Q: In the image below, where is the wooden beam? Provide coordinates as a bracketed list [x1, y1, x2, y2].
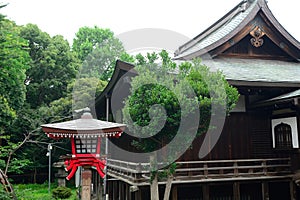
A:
[108, 157, 292, 186]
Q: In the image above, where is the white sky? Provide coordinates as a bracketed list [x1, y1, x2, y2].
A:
[2, 0, 300, 48]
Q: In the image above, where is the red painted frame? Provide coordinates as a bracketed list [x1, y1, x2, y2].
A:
[64, 136, 108, 180]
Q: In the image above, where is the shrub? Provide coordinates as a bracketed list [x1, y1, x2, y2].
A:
[52, 186, 72, 199]
[0, 185, 12, 200]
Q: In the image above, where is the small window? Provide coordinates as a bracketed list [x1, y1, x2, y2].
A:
[75, 138, 98, 154]
[275, 123, 292, 149]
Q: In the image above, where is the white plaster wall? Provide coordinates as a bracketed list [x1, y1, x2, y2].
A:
[271, 117, 298, 148]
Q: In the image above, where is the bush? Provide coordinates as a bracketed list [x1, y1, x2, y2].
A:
[0, 185, 12, 200]
[52, 186, 72, 200]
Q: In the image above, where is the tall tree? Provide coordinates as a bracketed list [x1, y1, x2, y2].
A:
[72, 26, 114, 61]
[0, 24, 80, 179]
[0, 14, 30, 198]
[73, 26, 125, 81]
[0, 19, 31, 134]
[123, 51, 239, 200]
[21, 24, 81, 108]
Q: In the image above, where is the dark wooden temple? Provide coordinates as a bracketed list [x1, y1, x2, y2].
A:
[94, 0, 300, 199]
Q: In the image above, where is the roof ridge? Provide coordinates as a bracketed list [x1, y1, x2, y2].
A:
[175, 0, 258, 57]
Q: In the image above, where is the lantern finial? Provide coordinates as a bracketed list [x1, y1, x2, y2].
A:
[81, 107, 93, 119]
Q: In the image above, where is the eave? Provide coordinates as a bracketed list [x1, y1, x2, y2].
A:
[93, 60, 136, 118]
[251, 89, 300, 109]
[174, 0, 300, 61]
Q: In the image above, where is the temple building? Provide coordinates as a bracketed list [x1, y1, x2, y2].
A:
[94, 0, 300, 199]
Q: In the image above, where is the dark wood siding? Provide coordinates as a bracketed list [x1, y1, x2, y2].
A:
[248, 111, 273, 158]
[181, 111, 291, 161]
[181, 113, 251, 161]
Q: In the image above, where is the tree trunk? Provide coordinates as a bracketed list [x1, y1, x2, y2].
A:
[163, 175, 173, 200]
[150, 154, 159, 200]
[150, 172, 159, 200]
[0, 169, 17, 200]
[5, 133, 31, 175]
[33, 167, 37, 184]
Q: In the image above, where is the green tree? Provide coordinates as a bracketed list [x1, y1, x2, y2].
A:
[123, 51, 239, 200]
[0, 97, 16, 135]
[21, 24, 80, 108]
[0, 23, 80, 178]
[0, 18, 31, 133]
[0, 20, 31, 107]
[73, 26, 125, 81]
[0, 14, 32, 185]
[43, 77, 107, 121]
[72, 26, 114, 61]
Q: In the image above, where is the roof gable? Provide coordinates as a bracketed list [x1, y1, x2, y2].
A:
[94, 60, 135, 119]
[174, 0, 300, 61]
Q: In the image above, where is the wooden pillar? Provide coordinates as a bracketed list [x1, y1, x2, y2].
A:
[261, 181, 269, 200]
[125, 184, 128, 200]
[81, 168, 92, 200]
[97, 175, 102, 200]
[203, 184, 209, 200]
[125, 184, 131, 200]
[290, 181, 296, 200]
[135, 187, 142, 200]
[106, 180, 109, 200]
[233, 182, 240, 200]
[171, 185, 178, 200]
[118, 181, 122, 200]
[112, 181, 116, 200]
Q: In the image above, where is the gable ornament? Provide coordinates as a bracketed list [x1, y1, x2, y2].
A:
[250, 26, 265, 47]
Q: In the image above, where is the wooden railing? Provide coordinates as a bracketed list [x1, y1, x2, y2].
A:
[107, 157, 292, 185]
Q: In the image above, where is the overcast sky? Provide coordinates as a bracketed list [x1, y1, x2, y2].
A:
[2, 0, 300, 47]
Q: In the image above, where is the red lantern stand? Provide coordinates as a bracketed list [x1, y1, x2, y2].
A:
[41, 109, 125, 200]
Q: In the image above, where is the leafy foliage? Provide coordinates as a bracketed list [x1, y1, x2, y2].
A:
[123, 51, 239, 200]
[21, 24, 80, 108]
[0, 135, 33, 174]
[0, 7, 124, 180]
[0, 96, 16, 134]
[0, 19, 31, 133]
[123, 51, 239, 153]
[72, 26, 114, 61]
[14, 183, 76, 200]
[0, 184, 11, 200]
[52, 186, 72, 200]
[73, 26, 125, 81]
[40, 77, 107, 122]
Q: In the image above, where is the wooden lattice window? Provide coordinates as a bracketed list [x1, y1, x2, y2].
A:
[274, 123, 292, 149]
[75, 138, 97, 154]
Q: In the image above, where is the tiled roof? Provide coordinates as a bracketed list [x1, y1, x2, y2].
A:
[41, 111, 126, 134]
[42, 118, 126, 132]
[202, 58, 300, 83]
[174, 0, 300, 60]
[176, 1, 257, 59]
